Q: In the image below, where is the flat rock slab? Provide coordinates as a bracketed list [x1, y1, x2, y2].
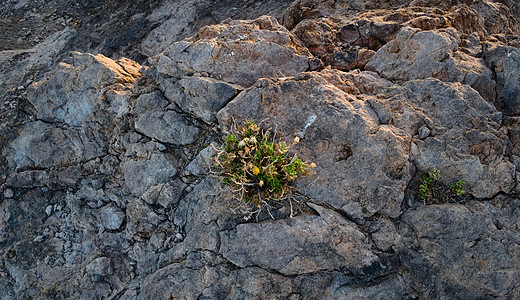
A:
[122, 153, 178, 196]
[220, 204, 378, 276]
[399, 203, 520, 299]
[5, 121, 107, 172]
[134, 110, 201, 145]
[160, 76, 242, 123]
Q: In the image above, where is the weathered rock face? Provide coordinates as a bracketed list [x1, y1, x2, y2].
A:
[1, 0, 520, 299]
[366, 27, 495, 98]
[217, 70, 412, 219]
[28, 51, 141, 126]
[398, 199, 520, 299]
[153, 16, 314, 88]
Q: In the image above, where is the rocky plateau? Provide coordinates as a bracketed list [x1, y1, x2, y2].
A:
[1, 0, 520, 299]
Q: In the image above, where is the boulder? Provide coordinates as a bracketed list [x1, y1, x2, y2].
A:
[366, 26, 496, 103]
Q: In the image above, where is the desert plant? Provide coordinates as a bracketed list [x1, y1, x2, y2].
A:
[214, 120, 315, 211]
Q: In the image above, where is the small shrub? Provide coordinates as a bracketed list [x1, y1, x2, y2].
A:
[418, 168, 466, 204]
[215, 120, 315, 209]
[450, 179, 465, 196]
[418, 169, 440, 200]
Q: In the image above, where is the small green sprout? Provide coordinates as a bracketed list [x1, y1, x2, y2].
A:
[450, 179, 465, 196]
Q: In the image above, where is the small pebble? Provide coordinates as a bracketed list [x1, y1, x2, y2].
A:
[3, 188, 14, 198]
[185, 186, 193, 193]
[156, 142, 166, 151]
[45, 205, 54, 216]
[33, 236, 44, 243]
[418, 126, 431, 139]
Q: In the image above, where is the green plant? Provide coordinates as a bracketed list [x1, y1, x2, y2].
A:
[419, 169, 440, 200]
[450, 179, 465, 196]
[215, 120, 315, 208]
[418, 169, 465, 204]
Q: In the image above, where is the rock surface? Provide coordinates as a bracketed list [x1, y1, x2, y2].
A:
[1, 0, 520, 299]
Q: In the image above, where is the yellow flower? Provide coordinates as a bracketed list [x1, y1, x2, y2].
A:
[252, 166, 260, 175]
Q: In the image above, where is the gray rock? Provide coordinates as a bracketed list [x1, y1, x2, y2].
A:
[366, 26, 496, 103]
[330, 275, 413, 300]
[141, 180, 186, 208]
[0, 28, 75, 105]
[399, 79, 515, 198]
[3, 188, 14, 198]
[140, 0, 295, 57]
[153, 16, 312, 87]
[98, 204, 125, 230]
[86, 257, 113, 276]
[484, 42, 520, 115]
[139, 260, 207, 299]
[134, 91, 170, 115]
[220, 204, 378, 276]
[5, 121, 107, 172]
[3, 2, 520, 299]
[418, 125, 430, 139]
[368, 218, 401, 252]
[160, 76, 241, 123]
[45, 205, 53, 216]
[185, 145, 217, 176]
[140, 1, 201, 56]
[128, 241, 160, 275]
[33, 236, 44, 243]
[398, 202, 520, 299]
[27, 51, 141, 126]
[122, 153, 178, 196]
[134, 110, 201, 145]
[126, 198, 161, 239]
